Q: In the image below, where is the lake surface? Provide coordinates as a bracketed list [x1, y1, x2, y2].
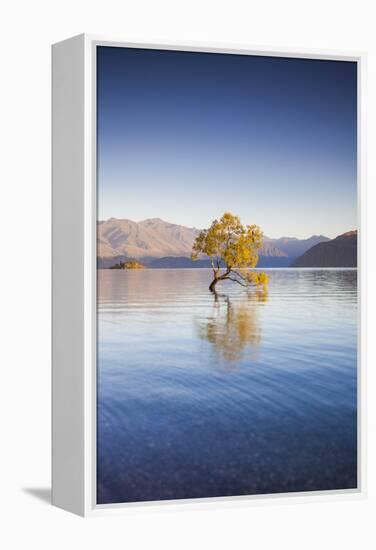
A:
[97, 268, 357, 504]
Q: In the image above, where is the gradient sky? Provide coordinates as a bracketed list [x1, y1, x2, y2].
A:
[97, 46, 357, 239]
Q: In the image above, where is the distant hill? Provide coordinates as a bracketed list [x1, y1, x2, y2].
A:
[148, 257, 212, 268]
[265, 235, 330, 258]
[97, 217, 330, 268]
[147, 256, 293, 268]
[98, 217, 198, 260]
[292, 231, 357, 267]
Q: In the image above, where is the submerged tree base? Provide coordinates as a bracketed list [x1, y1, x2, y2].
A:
[209, 270, 269, 292]
[209, 279, 218, 292]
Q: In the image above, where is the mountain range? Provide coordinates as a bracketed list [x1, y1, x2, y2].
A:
[98, 218, 197, 261]
[97, 217, 349, 268]
[292, 230, 357, 267]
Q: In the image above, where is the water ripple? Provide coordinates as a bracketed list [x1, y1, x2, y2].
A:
[97, 268, 357, 504]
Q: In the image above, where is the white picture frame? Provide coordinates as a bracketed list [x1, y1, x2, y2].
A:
[52, 34, 366, 517]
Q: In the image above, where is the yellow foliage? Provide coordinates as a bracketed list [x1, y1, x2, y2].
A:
[191, 212, 269, 290]
[241, 271, 269, 286]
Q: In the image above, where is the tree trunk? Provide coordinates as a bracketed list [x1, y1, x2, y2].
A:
[209, 277, 218, 292]
[209, 269, 231, 292]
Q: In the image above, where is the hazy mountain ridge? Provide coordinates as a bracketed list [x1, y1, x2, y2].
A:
[265, 235, 330, 258]
[97, 217, 331, 268]
[292, 231, 357, 267]
[98, 217, 199, 260]
[148, 256, 293, 269]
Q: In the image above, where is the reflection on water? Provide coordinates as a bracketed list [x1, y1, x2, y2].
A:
[197, 289, 268, 363]
[97, 269, 357, 505]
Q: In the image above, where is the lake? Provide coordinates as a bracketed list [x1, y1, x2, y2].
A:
[96, 268, 358, 504]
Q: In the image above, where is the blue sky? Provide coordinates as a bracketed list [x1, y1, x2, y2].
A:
[97, 47, 357, 239]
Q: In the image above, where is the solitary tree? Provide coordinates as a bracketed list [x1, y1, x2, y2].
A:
[191, 212, 269, 292]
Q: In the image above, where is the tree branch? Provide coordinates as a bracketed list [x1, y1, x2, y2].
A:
[210, 258, 216, 275]
[225, 276, 249, 287]
[232, 269, 248, 281]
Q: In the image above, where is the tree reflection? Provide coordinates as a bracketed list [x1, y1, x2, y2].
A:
[197, 288, 268, 364]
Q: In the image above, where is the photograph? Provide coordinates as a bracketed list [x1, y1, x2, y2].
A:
[96, 46, 358, 505]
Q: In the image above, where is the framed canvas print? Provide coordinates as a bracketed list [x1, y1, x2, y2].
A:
[52, 35, 365, 516]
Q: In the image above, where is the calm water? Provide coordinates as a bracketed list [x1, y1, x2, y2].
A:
[97, 269, 357, 504]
